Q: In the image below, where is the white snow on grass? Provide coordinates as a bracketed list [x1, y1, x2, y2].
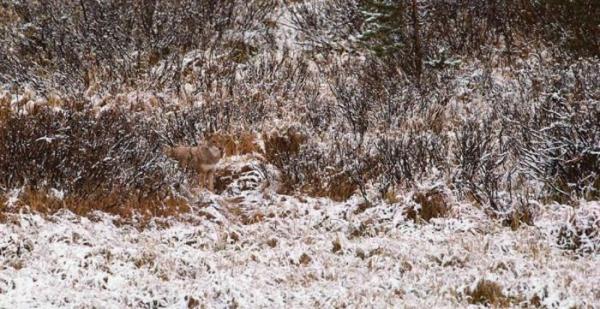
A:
[1, 191, 598, 308]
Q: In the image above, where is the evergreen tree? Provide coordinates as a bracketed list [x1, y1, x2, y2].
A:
[358, 0, 406, 57]
[358, 0, 422, 83]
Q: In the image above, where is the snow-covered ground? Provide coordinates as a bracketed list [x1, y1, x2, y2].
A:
[1, 1, 599, 308]
[1, 186, 598, 307]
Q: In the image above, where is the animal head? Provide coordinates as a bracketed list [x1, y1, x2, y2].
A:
[205, 134, 225, 157]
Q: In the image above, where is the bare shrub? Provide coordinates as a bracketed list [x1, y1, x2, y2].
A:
[288, 0, 361, 53]
[263, 128, 357, 201]
[453, 119, 509, 211]
[513, 60, 600, 202]
[263, 127, 306, 173]
[0, 103, 196, 219]
[294, 0, 598, 82]
[0, 0, 277, 95]
[554, 203, 600, 255]
[160, 106, 214, 146]
[264, 128, 373, 201]
[525, 0, 599, 57]
[328, 67, 372, 145]
[0, 107, 170, 194]
[375, 131, 449, 196]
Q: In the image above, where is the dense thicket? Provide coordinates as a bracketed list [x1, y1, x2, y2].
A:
[0, 0, 598, 218]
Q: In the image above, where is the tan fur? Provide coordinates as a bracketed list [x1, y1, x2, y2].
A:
[164, 138, 223, 191]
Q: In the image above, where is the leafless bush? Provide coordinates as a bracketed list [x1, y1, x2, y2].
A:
[291, 0, 598, 82]
[512, 60, 600, 202]
[554, 204, 600, 255]
[520, 102, 600, 202]
[0, 0, 277, 95]
[0, 0, 597, 224]
[287, 0, 361, 53]
[266, 126, 450, 203]
[159, 107, 215, 146]
[329, 73, 371, 144]
[453, 119, 509, 211]
[302, 88, 334, 133]
[264, 128, 378, 202]
[326, 59, 420, 142]
[0, 106, 177, 196]
[375, 131, 449, 196]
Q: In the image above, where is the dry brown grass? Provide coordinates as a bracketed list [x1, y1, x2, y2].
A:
[0, 195, 6, 223]
[209, 131, 261, 156]
[314, 172, 357, 202]
[1, 187, 189, 227]
[224, 201, 265, 225]
[405, 188, 450, 223]
[0, 5, 19, 26]
[383, 188, 401, 204]
[263, 128, 305, 163]
[238, 132, 261, 154]
[263, 128, 305, 192]
[298, 253, 312, 266]
[467, 279, 510, 307]
[502, 205, 536, 231]
[224, 39, 258, 64]
[0, 92, 9, 123]
[263, 128, 359, 201]
[186, 296, 200, 309]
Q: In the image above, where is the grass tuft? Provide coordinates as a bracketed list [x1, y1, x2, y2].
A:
[405, 188, 450, 223]
[467, 279, 509, 306]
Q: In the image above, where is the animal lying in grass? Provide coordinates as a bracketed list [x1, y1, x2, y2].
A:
[163, 137, 223, 191]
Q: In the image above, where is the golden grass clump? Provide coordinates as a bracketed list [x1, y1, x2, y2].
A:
[502, 205, 536, 231]
[467, 279, 510, 307]
[0, 5, 20, 27]
[209, 131, 261, 156]
[1, 187, 189, 227]
[405, 188, 451, 223]
[0, 91, 10, 122]
[263, 128, 305, 163]
[238, 132, 261, 155]
[314, 172, 357, 202]
[383, 187, 401, 204]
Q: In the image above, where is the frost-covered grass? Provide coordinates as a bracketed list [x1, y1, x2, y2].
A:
[1, 187, 598, 307]
[1, 1, 599, 307]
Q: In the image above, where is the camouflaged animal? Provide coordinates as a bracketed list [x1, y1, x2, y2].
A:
[164, 138, 223, 191]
